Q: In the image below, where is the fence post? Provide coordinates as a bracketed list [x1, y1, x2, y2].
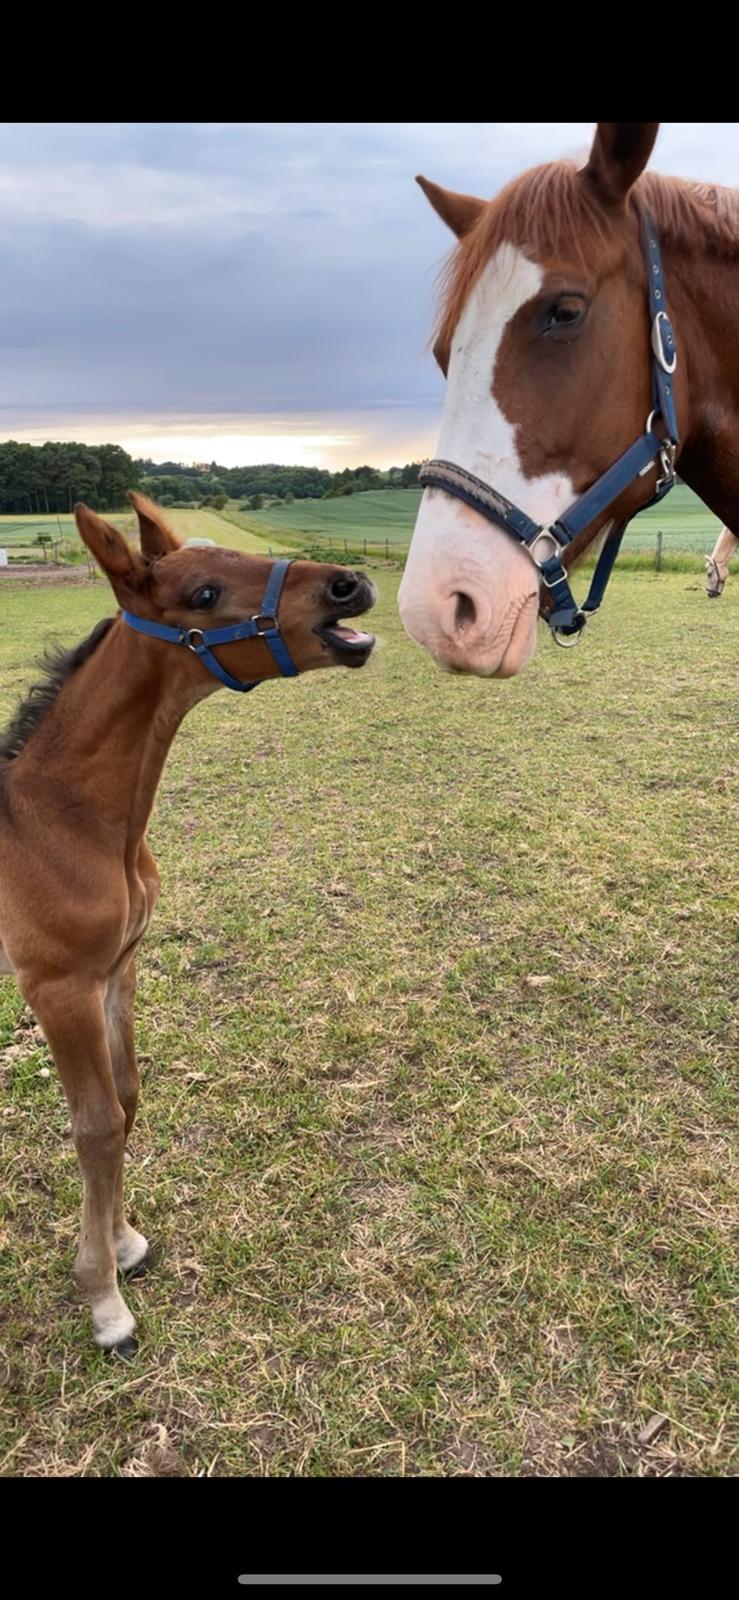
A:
[344, 539, 348, 556]
[655, 529, 663, 572]
[385, 538, 389, 561]
[363, 536, 367, 556]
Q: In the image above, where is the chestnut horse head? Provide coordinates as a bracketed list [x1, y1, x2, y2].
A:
[75, 494, 377, 686]
[399, 122, 739, 677]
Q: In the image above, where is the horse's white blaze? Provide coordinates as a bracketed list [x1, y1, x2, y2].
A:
[437, 245, 545, 489]
[399, 244, 577, 678]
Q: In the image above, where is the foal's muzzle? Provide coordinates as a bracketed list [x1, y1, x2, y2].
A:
[315, 571, 377, 665]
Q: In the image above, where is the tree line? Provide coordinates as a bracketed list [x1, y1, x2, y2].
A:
[136, 459, 422, 507]
[0, 440, 422, 514]
[0, 443, 140, 514]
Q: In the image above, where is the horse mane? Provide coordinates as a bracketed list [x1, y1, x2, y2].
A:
[437, 162, 739, 347]
[0, 617, 115, 765]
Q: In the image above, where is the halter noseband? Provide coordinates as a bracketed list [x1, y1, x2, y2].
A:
[121, 558, 298, 692]
[419, 209, 679, 646]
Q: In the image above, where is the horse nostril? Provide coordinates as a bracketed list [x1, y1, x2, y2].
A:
[453, 591, 477, 632]
[327, 575, 359, 604]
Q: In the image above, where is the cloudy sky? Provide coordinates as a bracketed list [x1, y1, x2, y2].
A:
[1, 122, 736, 469]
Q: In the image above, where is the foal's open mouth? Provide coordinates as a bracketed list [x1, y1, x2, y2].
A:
[314, 585, 376, 667]
[316, 621, 376, 664]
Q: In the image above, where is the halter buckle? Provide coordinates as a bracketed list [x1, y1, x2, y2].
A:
[652, 310, 677, 375]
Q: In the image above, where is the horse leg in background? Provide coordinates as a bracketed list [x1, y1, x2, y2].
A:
[105, 953, 151, 1277]
[20, 973, 137, 1353]
[705, 526, 739, 597]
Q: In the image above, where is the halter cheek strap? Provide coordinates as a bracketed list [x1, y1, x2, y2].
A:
[121, 558, 298, 693]
[419, 208, 679, 645]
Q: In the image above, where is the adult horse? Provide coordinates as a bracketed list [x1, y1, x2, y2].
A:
[0, 495, 375, 1354]
[706, 525, 739, 597]
[399, 122, 739, 675]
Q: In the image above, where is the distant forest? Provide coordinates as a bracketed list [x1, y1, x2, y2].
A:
[0, 441, 422, 515]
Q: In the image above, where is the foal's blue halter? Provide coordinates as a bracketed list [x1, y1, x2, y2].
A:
[122, 558, 298, 692]
[419, 209, 679, 645]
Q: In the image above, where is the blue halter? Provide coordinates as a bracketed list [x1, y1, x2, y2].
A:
[419, 209, 679, 645]
[121, 558, 298, 692]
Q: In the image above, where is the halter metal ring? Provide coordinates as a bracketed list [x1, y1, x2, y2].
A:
[552, 626, 584, 649]
[186, 628, 205, 651]
[655, 440, 677, 495]
[251, 614, 278, 635]
[526, 528, 565, 568]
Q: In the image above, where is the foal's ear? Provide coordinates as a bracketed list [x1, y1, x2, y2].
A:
[583, 122, 660, 206]
[129, 492, 181, 560]
[416, 175, 486, 238]
[74, 504, 142, 579]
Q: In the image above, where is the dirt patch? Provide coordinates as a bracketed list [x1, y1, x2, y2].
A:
[521, 1412, 684, 1477]
[122, 1423, 187, 1477]
[447, 1434, 501, 1476]
[0, 566, 98, 587]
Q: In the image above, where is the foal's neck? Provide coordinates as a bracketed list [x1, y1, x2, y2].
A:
[12, 616, 213, 853]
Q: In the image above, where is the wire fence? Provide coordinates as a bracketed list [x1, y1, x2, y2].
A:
[266, 528, 714, 571]
[0, 523, 718, 579]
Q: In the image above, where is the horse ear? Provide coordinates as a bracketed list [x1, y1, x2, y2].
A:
[129, 491, 181, 560]
[583, 123, 660, 206]
[416, 175, 485, 238]
[74, 504, 143, 579]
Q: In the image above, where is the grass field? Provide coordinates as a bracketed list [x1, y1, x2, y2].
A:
[1, 559, 738, 1477]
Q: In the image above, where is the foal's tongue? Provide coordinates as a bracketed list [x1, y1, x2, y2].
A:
[328, 623, 373, 643]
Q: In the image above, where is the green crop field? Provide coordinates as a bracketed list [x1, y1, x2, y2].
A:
[1, 549, 737, 1478]
[233, 482, 724, 560]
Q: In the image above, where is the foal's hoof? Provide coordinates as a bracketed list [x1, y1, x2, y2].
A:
[110, 1335, 139, 1360]
[123, 1243, 158, 1280]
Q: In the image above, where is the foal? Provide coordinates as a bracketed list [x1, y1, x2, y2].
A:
[0, 494, 376, 1353]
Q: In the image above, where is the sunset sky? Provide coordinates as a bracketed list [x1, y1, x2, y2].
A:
[1, 123, 736, 469]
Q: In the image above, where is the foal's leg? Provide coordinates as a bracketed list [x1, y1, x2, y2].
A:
[706, 525, 739, 596]
[105, 947, 150, 1273]
[105, 955, 150, 1275]
[21, 975, 137, 1352]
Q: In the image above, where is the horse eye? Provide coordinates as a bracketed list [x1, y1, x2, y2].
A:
[191, 586, 219, 610]
[543, 297, 586, 336]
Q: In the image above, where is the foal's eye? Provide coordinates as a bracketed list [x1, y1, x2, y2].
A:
[541, 295, 587, 339]
[191, 585, 219, 610]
